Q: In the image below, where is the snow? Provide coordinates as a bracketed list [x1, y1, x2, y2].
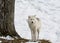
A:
[14, 0, 60, 43]
[0, 35, 14, 40]
[0, 41, 2, 43]
[26, 42, 38, 43]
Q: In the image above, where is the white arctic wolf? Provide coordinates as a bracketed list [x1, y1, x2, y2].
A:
[27, 15, 41, 41]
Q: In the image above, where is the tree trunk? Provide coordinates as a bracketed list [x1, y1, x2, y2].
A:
[0, 0, 21, 38]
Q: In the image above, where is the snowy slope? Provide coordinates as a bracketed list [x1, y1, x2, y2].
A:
[14, 0, 60, 43]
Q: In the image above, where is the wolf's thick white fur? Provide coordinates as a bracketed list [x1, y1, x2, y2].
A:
[27, 15, 41, 41]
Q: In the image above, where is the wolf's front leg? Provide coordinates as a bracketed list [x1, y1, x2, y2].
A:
[37, 29, 39, 41]
[33, 30, 37, 42]
[31, 30, 36, 42]
[31, 30, 34, 41]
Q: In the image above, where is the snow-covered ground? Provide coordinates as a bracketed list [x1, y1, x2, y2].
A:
[0, 35, 14, 40]
[14, 0, 60, 43]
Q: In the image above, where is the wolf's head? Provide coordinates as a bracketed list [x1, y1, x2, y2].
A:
[27, 15, 40, 24]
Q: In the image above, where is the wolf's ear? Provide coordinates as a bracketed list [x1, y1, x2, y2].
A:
[36, 18, 40, 21]
[28, 16, 30, 18]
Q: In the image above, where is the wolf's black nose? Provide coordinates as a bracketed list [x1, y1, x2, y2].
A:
[32, 21, 33, 23]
